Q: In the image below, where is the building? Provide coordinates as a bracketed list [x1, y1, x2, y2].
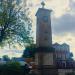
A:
[33, 2, 75, 75]
[53, 43, 70, 52]
[52, 43, 72, 60]
[52, 43, 74, 70]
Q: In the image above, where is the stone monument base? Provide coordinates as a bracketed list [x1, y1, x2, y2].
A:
[34, 65, 58, 75]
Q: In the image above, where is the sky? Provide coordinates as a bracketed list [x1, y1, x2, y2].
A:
[26, 0, 75, 58]
[1, 0, 75, 58]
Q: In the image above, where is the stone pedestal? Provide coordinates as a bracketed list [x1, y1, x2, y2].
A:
[34, 47, 56, 75]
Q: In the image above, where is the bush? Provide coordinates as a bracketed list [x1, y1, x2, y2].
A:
[0, 62, 30, 75]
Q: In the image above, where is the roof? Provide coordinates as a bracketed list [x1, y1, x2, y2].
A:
[61, 43, 69, 46]
[53, 43, 60, 46]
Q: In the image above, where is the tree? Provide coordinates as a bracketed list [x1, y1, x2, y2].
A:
[2, 55, 10, 61]
[22, 44, 36, 58]
[0, 62, 31, 75]
[0, 0, 33, 47]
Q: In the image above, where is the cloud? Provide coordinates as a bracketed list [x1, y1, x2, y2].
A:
[24, 0, 75, 58]
[69, 0, 75, 9]
[0, 50, 23, 58]
[50, 0, 75, 36]
[45, 0, 69, 17]
[52, 13, 75, 36]
[27, 0, 70, 18]
[68, 0, 75, 15]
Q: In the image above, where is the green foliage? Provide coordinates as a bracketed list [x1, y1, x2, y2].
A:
[0, 62, 30, 75]
[0, 0, 33, 47]
[22, 44, 55, 58]
[2, 55, 10, 61]
[22, 44, 36, 58]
